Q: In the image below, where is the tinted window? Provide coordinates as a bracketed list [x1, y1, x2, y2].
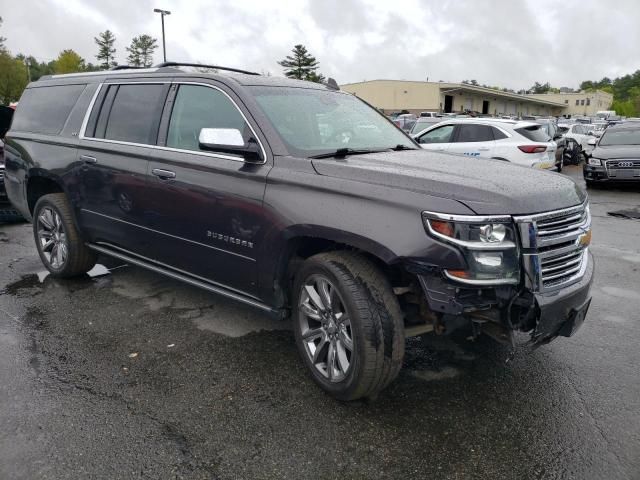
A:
[492, 126, 508, 139]
[12, 84, 86, 135]
[455, 124, 494, 142]
[103, 84, 166, 144]
[418, 125, 455, 144]
[515, 125, 550, 142]
[167, 85, 248, 152]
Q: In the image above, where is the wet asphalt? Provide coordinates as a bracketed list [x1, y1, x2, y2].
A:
[0, 165, 639, 480]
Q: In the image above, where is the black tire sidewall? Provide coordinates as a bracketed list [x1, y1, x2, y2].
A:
[33, 197, 69, 275]
[292, 258, 371, 400]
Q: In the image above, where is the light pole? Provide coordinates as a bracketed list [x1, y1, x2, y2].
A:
[153, 8, 171, 63]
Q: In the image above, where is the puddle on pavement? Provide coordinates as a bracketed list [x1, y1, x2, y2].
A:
[4, 264, 119, 297]
[109, 271, 289, 337]
[607, 209, 640, 220]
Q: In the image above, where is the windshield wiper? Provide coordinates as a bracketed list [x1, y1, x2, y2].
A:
[390, 144, 417, 151]
[309, 148, 388, 159]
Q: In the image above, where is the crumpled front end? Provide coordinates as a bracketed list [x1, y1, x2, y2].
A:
[404, 201, 594, 347]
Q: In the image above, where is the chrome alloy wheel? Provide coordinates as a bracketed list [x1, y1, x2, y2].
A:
[37, 207, 68, 269]
[299, 274, 354, 382]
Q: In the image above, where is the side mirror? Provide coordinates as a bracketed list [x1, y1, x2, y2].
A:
[553, 133, 563, 140]
[198, 128, 262, 163]
[587, 138, 597, 146]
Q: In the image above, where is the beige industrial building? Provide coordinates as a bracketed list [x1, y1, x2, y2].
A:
[341, 80, 614, 118]
[341, 80, 566, 117]
[524, 90, 614, 116]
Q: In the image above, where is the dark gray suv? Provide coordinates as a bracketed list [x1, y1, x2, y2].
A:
[2, 63, 594, 401]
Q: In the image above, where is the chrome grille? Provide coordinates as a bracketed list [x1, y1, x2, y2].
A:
[514, 201, 591, 292]
[606, 159, 640, 178]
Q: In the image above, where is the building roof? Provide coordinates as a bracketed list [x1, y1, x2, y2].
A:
[340, 80, 567, 107]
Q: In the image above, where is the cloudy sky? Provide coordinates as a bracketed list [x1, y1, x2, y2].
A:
[2, 0, 639, 89]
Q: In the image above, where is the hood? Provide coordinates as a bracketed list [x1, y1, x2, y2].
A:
[591, 145, 640, 160]
[312, 150, 585, 215]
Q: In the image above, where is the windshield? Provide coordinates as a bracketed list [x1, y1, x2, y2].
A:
[249, 86, 415, 157]
[599, 128, 640, 146]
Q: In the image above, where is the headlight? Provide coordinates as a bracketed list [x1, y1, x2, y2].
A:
[588, 157, 602, 166]
[422, 212, 520, 285]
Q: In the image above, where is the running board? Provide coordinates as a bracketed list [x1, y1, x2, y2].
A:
[87, 243, 282, 316]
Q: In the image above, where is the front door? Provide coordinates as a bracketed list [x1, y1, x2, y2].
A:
[76, 82, 169, 254]
[416, 124, 455, 153]
[145, 82, 271, 296]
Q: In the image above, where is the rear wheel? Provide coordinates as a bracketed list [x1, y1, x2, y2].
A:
[292, 252, 404, 401]
[33, 193, 97, 277]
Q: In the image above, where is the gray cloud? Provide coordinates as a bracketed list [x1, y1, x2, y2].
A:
[1, 0, 639, 89]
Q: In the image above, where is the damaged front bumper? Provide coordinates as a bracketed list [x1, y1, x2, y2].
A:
[411, 250, 594, 346]
[530, 251, 594, 344]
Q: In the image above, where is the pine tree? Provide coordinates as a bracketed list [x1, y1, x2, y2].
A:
[0, 16, 6, 51]
[95, 30, 117, 69]
[278, 44, 325, 83]
[126, 35, 157, 68]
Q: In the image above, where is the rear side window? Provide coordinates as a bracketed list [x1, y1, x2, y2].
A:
[12, 84, 86, 135]
[491, 127, 508, 140]
[97, 84, 166, 145]
[515, 125, 550, 142]
[455, 124, 494, 142]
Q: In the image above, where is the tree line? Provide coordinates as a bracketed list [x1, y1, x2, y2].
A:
[0, 20, 159, 104]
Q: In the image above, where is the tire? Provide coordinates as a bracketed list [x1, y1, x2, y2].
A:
[0, 207, 25, 224]
[292, 252, 405, 401]
[33, 193, 97, 278]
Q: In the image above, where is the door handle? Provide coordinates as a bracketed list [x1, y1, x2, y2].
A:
[80, 155, 97, 164]
[151, 168, 176, 180]
[478, 147, 490, 151]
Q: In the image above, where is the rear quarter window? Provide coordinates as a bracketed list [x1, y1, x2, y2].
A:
[515, 125, 550, 142]
[11, 84, 86, 135]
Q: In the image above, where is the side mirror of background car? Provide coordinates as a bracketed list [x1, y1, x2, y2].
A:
[553, 133, 563, 140]
[198, 128, 263, 163]
[587, 138, 597, 146]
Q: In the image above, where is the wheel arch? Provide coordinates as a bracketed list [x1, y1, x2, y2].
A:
[265, 226, 404, 309]
[26, 171, 82, 233]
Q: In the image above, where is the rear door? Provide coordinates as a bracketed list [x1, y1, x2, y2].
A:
[416, 124, 455, 153]
[143, 81, 272, 295]
[76, 81, 170, 253]
[447, 123, 496, 158]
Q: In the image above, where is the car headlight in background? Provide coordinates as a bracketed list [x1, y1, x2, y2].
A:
[588, 157, 602, 166]
[423, 212, 520, 285]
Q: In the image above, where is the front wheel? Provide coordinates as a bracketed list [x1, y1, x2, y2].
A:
[292, 252, 405, 401]
[33, 193, 97, 277]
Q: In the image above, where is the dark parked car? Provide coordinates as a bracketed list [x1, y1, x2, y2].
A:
[535, 118, 566, 171]
[584, 123, 640, 187]
[0, 105, 22, 223]
[2, 63, 593, 401]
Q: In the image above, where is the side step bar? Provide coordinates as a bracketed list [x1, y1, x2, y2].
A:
[87, 243, 283, 317]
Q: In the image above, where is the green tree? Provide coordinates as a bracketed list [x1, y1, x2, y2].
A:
[126, 35, 157, 67]
[530, 81, 551, 94]
[278, 44, 325, 83]
[0, 16, 6, 51]
[95, 30, 117, 69]
[54, 49, 85, 74]
[0, 51, 28, 104]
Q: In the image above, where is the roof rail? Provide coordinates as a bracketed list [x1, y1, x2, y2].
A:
[111, 65, 147, 70]
[154, 62, 260, 76]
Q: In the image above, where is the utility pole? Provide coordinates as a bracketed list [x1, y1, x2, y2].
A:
[153, 8, 171, 62]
